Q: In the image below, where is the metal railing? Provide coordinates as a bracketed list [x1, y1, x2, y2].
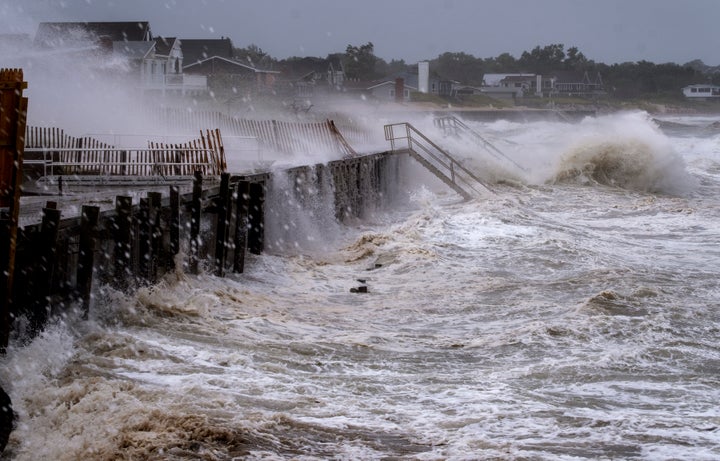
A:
[384, 122, 493, 200]
[433, 115, 527, 172]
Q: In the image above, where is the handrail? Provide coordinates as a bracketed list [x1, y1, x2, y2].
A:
[434, 115, 527, 172]
[384, 122, 493, 199]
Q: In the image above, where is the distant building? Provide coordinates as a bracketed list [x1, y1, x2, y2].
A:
[682, 84, 720, 99]
[180, 38, 234, 66]
[34, 21, 153, 49]
[33, 22, 205, 95]
[543, 71, 605, 97]
[482, 71, 605, 99]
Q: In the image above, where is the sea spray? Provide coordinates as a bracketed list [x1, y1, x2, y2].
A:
[552, 111, 697, 194]
[264, 164, 342, 255]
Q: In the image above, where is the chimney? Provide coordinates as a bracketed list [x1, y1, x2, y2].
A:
[418, 61, 429, 93]
[395, 78, 404, 102]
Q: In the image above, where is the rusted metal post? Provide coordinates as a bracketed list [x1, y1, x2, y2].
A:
[77, 205, 99, 320]
[233, 180, 250, 273]
[113, 196, 133, 289]
[215, 172, 230, 276]
[190, 170, 203, 274]
[0, 68, 27, 351]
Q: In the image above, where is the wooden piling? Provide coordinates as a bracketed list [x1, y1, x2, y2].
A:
[77, 205, 99, 319]
[0, 68, 28, 351]
[248, 181, 265, 255]
[169, 186, 180, 262]
[30, 205, 61, 332]
[233, 180, 250, 273]
[138, 197, 151, 280]
[190, 170, 203, 274]
[215, 172, 231, 276]
[148, 192, 162, 281]
[113, 196, 133, 288]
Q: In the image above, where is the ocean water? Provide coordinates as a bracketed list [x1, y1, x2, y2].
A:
[1, 111, 720, 460]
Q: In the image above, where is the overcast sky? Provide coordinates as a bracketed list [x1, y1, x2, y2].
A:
[3, 0, 719, 66]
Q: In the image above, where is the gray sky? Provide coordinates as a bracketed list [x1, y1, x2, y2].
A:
[4, 0, 719, 65]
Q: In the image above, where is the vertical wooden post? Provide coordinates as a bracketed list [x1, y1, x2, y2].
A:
[215, 172, 230, 277]
[169, 185, 180, 264]
[113, 196, 133, 289]
[30, 205, 61, 333]
[248, 181, 265, 255]
[0, 68, 28, 351]
[138, 197, 151, 280]
[233, 180, 250, 273]
[190, 170, 203, 274]
[148, 191, 162, 281]
[77, 205, 99, 320]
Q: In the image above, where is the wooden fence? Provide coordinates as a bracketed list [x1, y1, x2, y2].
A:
[145, 107, 365, 157]
[24, 128, 226, 178]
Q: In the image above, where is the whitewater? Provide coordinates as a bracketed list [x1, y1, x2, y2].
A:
[1, 110, 719, 460]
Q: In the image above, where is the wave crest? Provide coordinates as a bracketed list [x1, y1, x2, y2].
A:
[552, 112, 696, 194]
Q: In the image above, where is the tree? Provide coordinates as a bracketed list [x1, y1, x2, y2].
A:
[564, 46, 589, 71]
[431, 52, 484, 86]
[343, 42, 379, 80]
[519, 44, 566, 73]
[233, 44, 276, 68]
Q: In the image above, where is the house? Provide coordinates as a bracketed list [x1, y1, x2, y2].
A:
[180, 38, 234, 66]
[682, 84, 720, 99]
[34, 21, 152, 49]
[33, 22, 205, 95]
[540, 71, 605, 97]
[276, 56, 346, 98]
[183, 55, 279, 95]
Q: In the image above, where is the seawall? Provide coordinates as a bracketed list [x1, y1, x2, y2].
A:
[8, 152, 400, 342]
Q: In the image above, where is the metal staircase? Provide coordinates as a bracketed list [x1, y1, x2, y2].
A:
[384, 122, 493, 200]
[433, 115, 527, 173]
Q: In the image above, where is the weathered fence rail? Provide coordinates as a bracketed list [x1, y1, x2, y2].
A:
[24, 128, 227, 180]
[145, 107, 364, 156]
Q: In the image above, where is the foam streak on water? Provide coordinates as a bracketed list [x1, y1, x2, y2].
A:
[2, 112, 720, 460]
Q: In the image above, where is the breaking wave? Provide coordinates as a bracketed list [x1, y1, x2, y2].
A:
[552, 112, 697, 194]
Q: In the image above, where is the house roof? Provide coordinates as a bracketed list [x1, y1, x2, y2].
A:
[683, 84, 720, 89]
[180, 38, 233, 65]
[367, 80, 418, 91]
[113, 41, 155, 60]
[183, 55, 280, 74]
[34, 21, 152, 48]
[483, 73, 534, 86]
[501, 75, 534, 83]
[154, 36, 179, 57]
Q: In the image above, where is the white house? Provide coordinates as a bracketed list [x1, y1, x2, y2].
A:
[682, 84, 720, 99]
